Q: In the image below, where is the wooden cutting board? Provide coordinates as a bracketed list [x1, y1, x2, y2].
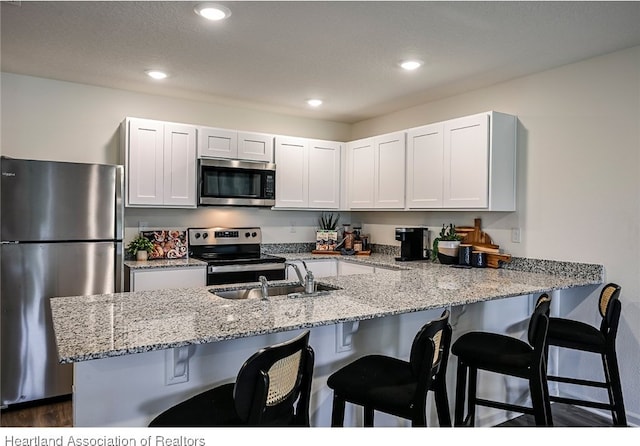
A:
[456, 218, 512, 268]
[311, 250, 372, 256]
[455, 218, 494, 245]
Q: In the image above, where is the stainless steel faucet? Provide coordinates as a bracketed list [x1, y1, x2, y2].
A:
[285, 261, 315, 294]
[258, 275, 269, 300]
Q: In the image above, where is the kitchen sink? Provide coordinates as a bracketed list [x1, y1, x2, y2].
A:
[211, 283, 341, 300]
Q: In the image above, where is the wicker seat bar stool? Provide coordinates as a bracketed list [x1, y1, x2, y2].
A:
[546, 283, 626, 426]
[327, 310, 452, 427]
[452, 294, 552, 427]
[149, 330, 314, 427]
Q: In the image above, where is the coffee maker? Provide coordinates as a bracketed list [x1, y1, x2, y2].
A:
[395, 227, 428, 261]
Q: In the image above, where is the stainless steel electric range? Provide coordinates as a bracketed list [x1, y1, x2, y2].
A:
[188, 227, 286, 286]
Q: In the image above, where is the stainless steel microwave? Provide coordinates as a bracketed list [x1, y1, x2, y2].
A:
[198, 158, 276, 207]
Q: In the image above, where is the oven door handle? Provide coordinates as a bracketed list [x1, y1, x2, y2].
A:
[207, 263, 285, 274]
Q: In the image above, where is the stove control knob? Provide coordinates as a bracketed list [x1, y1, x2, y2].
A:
[252, 232, 257, 238]
[194, 233, 201, 239]
[202, 233, 208, 239]
[245, 232, 251, 238]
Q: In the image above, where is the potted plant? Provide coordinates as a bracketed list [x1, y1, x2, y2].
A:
[127, 235, 155, 261]
[316, 212, 340, 251]
[431, 224, 464, 264]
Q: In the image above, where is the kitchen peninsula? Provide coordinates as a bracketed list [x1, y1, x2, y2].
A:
[50, 254, 603, 427]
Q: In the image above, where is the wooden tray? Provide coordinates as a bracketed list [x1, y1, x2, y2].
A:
[311, 250, 372, 256]
[486, 253, 512, 268]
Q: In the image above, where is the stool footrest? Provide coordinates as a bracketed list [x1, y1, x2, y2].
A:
[549, 395, 614, 411]
[547, 374, 609, 388]
[475, 398, 536, 416]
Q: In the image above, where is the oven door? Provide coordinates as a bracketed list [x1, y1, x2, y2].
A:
[207, 263, 285, 286]
[199, 159, 275, 207]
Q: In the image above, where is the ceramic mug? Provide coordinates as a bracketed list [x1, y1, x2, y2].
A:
[458, 244, 473, 266]
[471, 251, 486, 268]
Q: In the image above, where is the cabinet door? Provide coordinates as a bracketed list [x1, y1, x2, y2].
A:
[275, 137, 308, 208]
[443, 114, 489, 208]
[375, 132, 406, 208]
[197, 127, 238, 159]
[347, 138, 375, 208]
[406, 123, 444, 208]
[338, 260, 374, 276]
[286, 259, 337, 280]
[127, 118, 164, 206]
[130, 267, 206, 291]
[163, 124, 197, 207]
[308, 140, 341, 209]
[238, 131, 273, 162]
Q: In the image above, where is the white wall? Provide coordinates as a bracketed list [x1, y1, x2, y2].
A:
[352, 45, 640, 423]
[2, 44, 639, 423]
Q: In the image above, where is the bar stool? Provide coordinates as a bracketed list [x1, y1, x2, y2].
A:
[546, 283, 626, 426]
[327, 310, 452, 427]
[149, 330, 314, 426]
[452, 294, 552, 427]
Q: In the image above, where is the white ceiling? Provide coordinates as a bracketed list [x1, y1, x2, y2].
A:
[2, 1, 640, 123]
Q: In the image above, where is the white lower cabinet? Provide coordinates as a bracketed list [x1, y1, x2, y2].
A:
[126, 266, 206, 292]
[337, 260, 374, 276]
[285, 259, 337, 280]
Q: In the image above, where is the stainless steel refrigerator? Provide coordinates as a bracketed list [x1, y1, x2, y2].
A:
[1, 157, 123, 408]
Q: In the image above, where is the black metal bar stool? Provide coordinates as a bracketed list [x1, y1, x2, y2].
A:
[452, 294, 552, 427]
[149, 331, 314, 427]
[546, 283, 626, 426]
[327, 310, 452, 427]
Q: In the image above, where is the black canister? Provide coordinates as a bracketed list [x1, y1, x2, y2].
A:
[471, 250, 486, 268]
[458, 244, 473, 266]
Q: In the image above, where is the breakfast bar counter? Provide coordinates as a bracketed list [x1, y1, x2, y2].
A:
[51, 255, 603, 363]
[49, 255, 604, 427]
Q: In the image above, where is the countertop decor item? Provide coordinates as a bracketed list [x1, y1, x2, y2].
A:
[431, 224, 464, 263]
[127, 235, 155, 261]
[141, 230, 188, 259]
[316, 212, 340, 251]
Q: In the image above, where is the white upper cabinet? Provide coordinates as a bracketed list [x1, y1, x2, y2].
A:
[197, 127, 237, 159]
[238, 131, 274, 162]
[347, 131, 406, 209]
[406, 122, 444, 208]
[275, 136, 341, 209]
[275, 136, 308, 208]
[123, 118, 197, 208]
[406, 111, 516, 211]
[198, 127, 273, 162]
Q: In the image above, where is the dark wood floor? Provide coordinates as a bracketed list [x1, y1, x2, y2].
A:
[0, 399, 615, 427]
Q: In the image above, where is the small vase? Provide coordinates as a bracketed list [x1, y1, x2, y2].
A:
[437, 241, 461, 265]
[136, 250, 148, 261]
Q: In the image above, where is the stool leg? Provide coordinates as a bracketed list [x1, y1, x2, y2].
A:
[331, 393, 346, 427]
[530, 365, 551, 426]
[364, 407, 374, 427]
[455, 359, 471, 427]
[433, 377, 452, 427]
[467, 367, 477, 426]
[603, 351, 627, 426]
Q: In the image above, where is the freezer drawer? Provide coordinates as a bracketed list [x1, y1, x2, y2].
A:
[1, 241, 119, 406]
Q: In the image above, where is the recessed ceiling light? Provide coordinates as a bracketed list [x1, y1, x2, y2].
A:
[306, 99, 323, 107]
[194, 3, 231, 21]
[400, 60, 423, 71]
[146, 70, 168, 80]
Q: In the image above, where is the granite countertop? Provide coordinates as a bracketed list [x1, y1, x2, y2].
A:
[51, 253, 604, 364]
[124, 258, 207, 269]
